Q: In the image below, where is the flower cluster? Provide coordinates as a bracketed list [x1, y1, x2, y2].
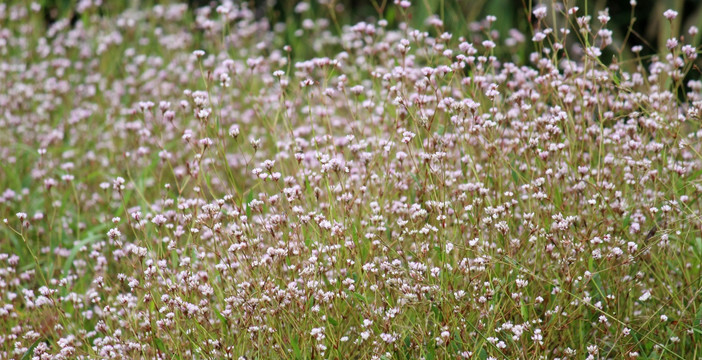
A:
[0, 1, 700, 359]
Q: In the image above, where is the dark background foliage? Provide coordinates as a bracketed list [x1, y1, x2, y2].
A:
[35, 0, 702, 72]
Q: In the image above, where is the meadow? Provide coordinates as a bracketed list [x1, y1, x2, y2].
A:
[0, 0, 701, 359]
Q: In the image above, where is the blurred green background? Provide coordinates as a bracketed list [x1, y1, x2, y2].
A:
[31, 0, 702, 68]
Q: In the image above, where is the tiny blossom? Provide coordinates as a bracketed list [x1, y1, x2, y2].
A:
[0, 2, 698, 358]
[597, 10, 610, 24]
[682, 45, 697, 59]
[666, 38, 679, 50]
[586, 46, 602, 58]
[152, 214, 167, 226]
[396, 0, 411, 9]
[663, 9, 678, 20]
[482, 40, 496, 50]
[533, 6, 548, 20]
[107, 228, 121, 240]
[228, 125, 240, 138]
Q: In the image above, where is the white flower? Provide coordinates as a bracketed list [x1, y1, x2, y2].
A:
[533, 6, 548, 19]
[663, 9, 678, 20]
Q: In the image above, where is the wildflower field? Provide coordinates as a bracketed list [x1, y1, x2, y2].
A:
[1, 0, 701, 359]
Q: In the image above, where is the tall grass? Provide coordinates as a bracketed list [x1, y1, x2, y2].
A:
[0, 1, 700, 359]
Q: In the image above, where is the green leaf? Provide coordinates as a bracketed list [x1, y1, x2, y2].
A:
[478, 347, 488, 360]
[430, 303, 443, 322]
[687, 168, 702, 181]
[61, 228, 108, 279]
[291, 335, 302, 359]
[328, 316, 338, 326]
[425, 338, 436, 360]
[245, 190, 254, 219]
[213, 308, 228, 326]
[511, 168, 519, 184]
[352, 292, 367, 304]
[20, 339, 41, 360]
[154, 337, 166, 353]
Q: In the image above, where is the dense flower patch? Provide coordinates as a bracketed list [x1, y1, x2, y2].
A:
[0, 1, 700, 359]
